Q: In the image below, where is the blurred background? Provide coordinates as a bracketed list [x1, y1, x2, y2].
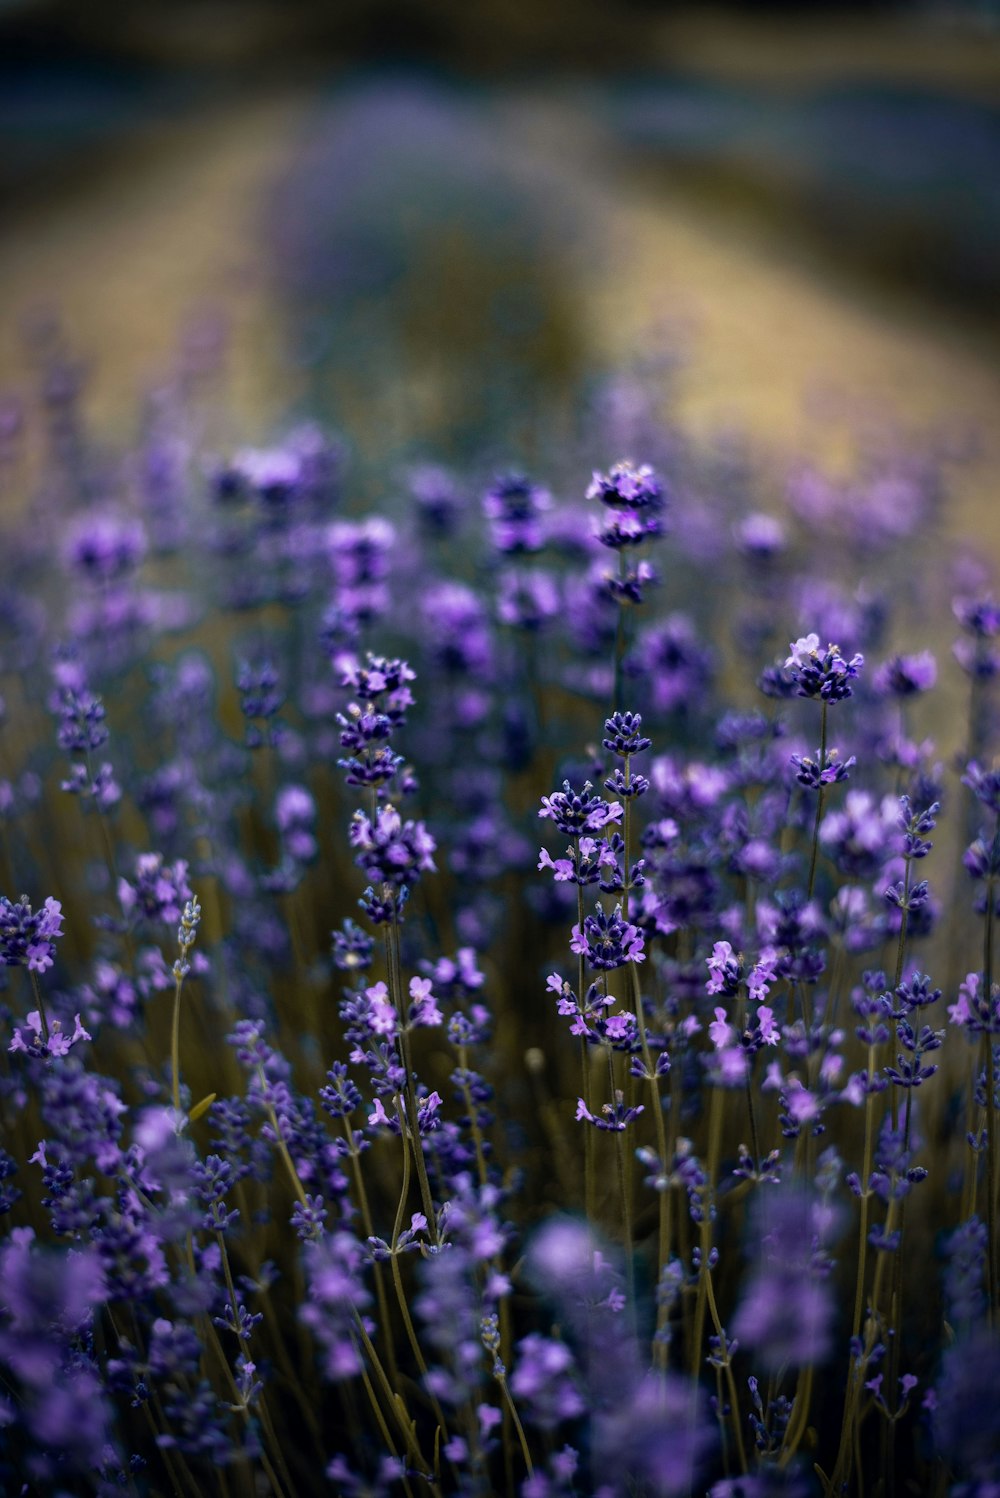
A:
[1, 0, 999, 549]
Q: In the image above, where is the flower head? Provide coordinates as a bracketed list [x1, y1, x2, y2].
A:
[571, 904, 645, 970]
[784, 636, 864, 702]
[0, 895, 64, 973]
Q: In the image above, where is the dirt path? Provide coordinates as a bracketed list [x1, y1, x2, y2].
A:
[1, 77, 997, 564]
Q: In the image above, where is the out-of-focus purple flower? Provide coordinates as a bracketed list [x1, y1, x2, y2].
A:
[325, 518, 395, 628]
[730, 1189, 836, 1371]
[300, 1232, 371, 1382]
[592, 1373, 713, 1497]
[963, 761, 1000, 815]
[943, 1217, 988, 1329]
[422, 580, 495, 683]
[64, 511, 147, 583]
[509, 1333, 585, 1429]
[954, 595, 1000, 639]
[331, 918, 375, 973]
[820, 791, 899, 880]
[407, 463, 463, 537]
[637, 614, 714, 713]
[933, 1330, 1000, 1483]
[873, 651, 937, 697]
[118, 854, 193, 926]
[53, 686, 108, 753]
[275, 784, 318, 862]
[735, 511, 787, 559]
[496, 567, 560, 630]
[483, 472, 550, 554]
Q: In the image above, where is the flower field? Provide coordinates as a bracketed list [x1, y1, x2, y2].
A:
[0, 307, 998, 1495]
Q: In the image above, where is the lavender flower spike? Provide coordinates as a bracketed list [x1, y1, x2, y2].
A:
[785, 635, 864, 702]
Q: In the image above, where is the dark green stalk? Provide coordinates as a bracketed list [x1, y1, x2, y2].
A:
[986, 852, 997, 1326]
[341, 1115, 400, 1387]
[606, 1044, 636, 1319]
[806, 701, 828, 901]
[386, 920, 439, 1242]
[391, 1098, 452, 1446]
[690, 1084, 722, 1379]
[890, 861, 912, 1131]
[28, 969, 49, 1044]
[578, 869, 597, 1224]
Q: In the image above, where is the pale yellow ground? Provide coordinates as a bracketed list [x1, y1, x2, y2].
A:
[0, 60, 997, 565]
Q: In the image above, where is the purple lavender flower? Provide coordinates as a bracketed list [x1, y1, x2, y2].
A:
[0, 894, 64, 973]
[784, 634, 864, 702]
[10, 1010, 90, 1059]
[300, 1231, 371, 1381]
[963, 761, 1000, 815]
[54, 687, 108, 753]
[571, 903, 645, 969]
[790, 746, 856, 790]
[602, 710, 652, 758]
[538, 835, 621, 887]
[948, 972, 1000, 1034]
[587, 460, 666, 550]
[331, 918, 375, 973]
[349, 804, 436, 888]
[539, 781, 623, 837]
[706, 940, 741, 997]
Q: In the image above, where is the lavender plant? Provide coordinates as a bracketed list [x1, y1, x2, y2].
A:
[0, 315, 996, 1496]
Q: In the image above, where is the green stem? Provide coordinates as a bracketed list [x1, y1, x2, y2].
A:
[215, 1231, 294, 1498]
[353, 1314, 441, 1493]
[171, 971, 185, 1115]
[341, 1115, 400, 1387]
[986, 861, 997, 1326]
[495, 1373, 534, 1481]
[28, 970, 49, 1044]
[628, 960, 670, 1367]
[386, 921, 439, 1241]
[889, 861, 912, 1133]
[607, 1046, 636, 1320]
[690, 1085, 722, 1379]
[578, 875, 597, 1226]
[806, 701, 828, 901]
[390, 1098, 452, 1446]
